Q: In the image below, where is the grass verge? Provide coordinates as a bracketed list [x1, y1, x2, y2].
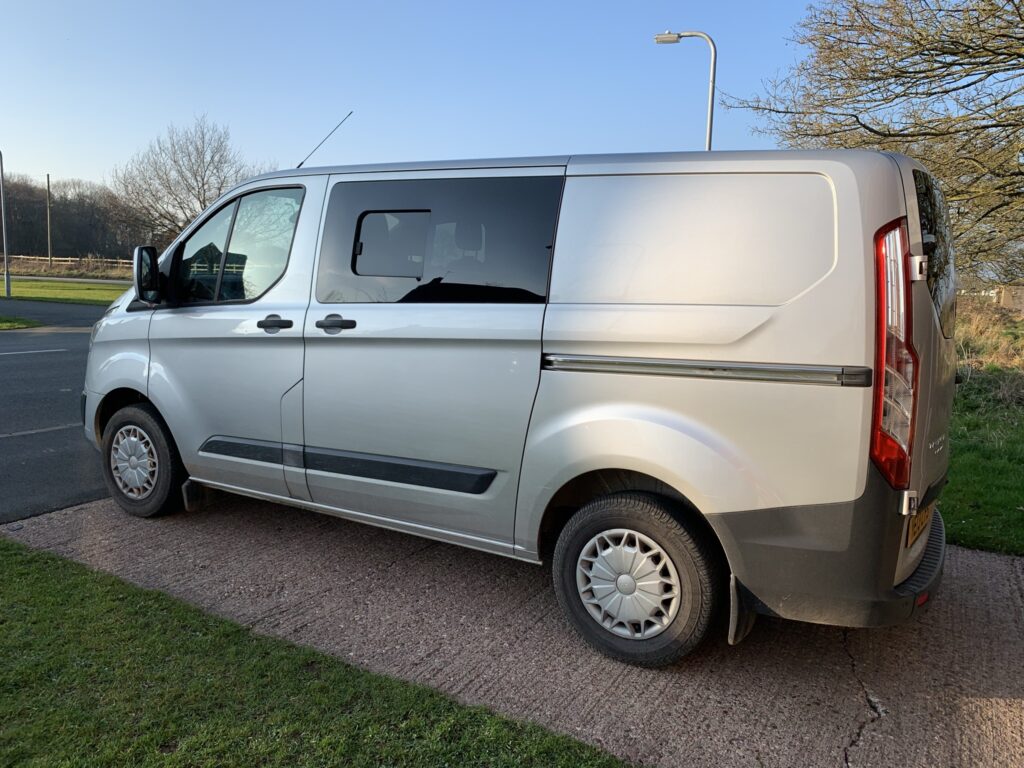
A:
[0, 316, 43, 330]
[943, 366, 1024, 555]
[944, 299, 1024, 555]
[0, 538, 620, 768]
[4, 278, 128, 305]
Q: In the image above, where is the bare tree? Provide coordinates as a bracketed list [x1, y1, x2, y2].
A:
[1, 175, 149, 259]
[730, 0, 1024, 283]
[112, 115, 259, 248]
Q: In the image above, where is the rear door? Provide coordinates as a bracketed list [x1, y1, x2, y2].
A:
[892, 157, 957, 579]
[301, 170, 564, 552]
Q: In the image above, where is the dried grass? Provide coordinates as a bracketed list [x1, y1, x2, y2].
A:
[8, 257, 132, 281]
[954, 298, 1024, 407]
[955, 298, 1024, 370]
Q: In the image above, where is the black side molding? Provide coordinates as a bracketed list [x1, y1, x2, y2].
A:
[304, 446, 495, 494]
[199, 436, 283, 465]
[198, 436, 496, 495]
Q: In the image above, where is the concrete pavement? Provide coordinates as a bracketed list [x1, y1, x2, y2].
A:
[0, 299, 108, 522]
[5, 495, 1022, 767]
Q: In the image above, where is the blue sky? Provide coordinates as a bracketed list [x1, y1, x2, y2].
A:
[3, 1, 809, 183]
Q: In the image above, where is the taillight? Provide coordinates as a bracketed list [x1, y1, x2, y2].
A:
[871, 218, 917, 488]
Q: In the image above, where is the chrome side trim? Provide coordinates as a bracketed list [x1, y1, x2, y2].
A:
[542, 354, 872, 387]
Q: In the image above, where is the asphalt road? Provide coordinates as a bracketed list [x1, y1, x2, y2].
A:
[0, 299, 108, 522]
[5, 497, 1022, 768]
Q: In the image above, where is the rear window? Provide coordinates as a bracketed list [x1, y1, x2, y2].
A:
[913, 170, 955, 338]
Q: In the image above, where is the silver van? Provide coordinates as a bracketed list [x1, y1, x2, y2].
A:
[84, 150, 955, 666]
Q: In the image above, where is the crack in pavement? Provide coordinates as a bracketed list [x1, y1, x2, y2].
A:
[841, 629, 888, 767]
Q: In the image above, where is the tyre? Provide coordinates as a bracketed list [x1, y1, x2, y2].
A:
[100, 403, 186, 518]
[552, 492, 723, 667]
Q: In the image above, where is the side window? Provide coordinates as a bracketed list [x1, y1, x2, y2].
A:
[219, 188, 304, 301]
[913, 170, 955, 338]
[316, 176, 563, 303]
[175, 187, 304, 304]
[178, 203, 235, 303]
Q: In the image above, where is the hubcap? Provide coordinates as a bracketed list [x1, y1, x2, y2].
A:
[110, 425, 158, 500]
[576, 528, 681, 640]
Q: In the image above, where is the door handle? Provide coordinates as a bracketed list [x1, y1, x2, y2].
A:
[315, 314, 357, 332]
[256, 314, 293, 332]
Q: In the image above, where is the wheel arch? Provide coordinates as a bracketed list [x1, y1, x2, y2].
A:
[514, 404, 769, 563]
[94, 387, 152, 443]
[534, 469, 728, 571]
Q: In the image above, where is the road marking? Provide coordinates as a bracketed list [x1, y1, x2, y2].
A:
[0, 423, 81, 439]
[0, 348, 69, 357]
[16, 326, 93, 334]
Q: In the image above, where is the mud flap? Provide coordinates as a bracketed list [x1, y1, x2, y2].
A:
[728, 574, 757, 645]
[181, 479, 209, 513]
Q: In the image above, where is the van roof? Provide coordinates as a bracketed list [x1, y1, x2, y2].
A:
[249, 149, 903, 182]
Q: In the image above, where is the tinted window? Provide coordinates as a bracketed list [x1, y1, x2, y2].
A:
[914, 170, 955, 338]
[316, 176, 563, 303]
[218, 188, 304, 301]
[178, 203, 235, 303]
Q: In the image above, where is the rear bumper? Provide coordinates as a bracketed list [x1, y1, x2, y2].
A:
[708, 466, 946, 628]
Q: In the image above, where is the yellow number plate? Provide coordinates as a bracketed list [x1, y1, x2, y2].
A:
[906, 503, 934, 548]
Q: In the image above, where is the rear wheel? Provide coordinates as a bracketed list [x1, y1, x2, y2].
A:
[552, 492, 723, 666]
[101, 404, 185, 518]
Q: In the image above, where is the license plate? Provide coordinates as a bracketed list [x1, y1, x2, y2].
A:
[906, 503, 934, 548]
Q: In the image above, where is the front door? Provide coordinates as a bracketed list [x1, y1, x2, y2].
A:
[148, 175, 326, 498]
[301, 171, 564, 551]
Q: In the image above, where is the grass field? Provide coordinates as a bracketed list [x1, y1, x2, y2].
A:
[0, 315, 43, 330]
[943, 300, 1024, 556]
[0, 538, 619, 768]
[944, 370, 1024, 555]
[4, 278, 128, 305]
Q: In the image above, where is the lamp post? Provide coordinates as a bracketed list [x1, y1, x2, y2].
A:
[0, 149, 9, 298]
[653, 30, 718, 151]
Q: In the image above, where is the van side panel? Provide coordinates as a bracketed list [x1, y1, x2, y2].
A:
[887, 154, 958, 584]
[517, 154, 904, 562]
[548, 173, 836, 306]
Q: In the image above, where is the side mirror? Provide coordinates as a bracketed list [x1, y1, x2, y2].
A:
[133, 245, 160, 304]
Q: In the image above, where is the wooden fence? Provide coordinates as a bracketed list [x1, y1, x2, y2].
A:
[4, 255, 130, 268]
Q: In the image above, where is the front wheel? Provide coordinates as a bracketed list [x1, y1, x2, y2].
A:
[101, 404, 185, 518]
[552, 492, 723, 667]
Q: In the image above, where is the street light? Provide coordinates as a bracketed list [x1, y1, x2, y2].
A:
[654, 30, 718, 151]
[0, 149, 9, 298]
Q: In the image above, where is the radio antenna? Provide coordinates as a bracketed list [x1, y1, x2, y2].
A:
[297, 110, 354, 168]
